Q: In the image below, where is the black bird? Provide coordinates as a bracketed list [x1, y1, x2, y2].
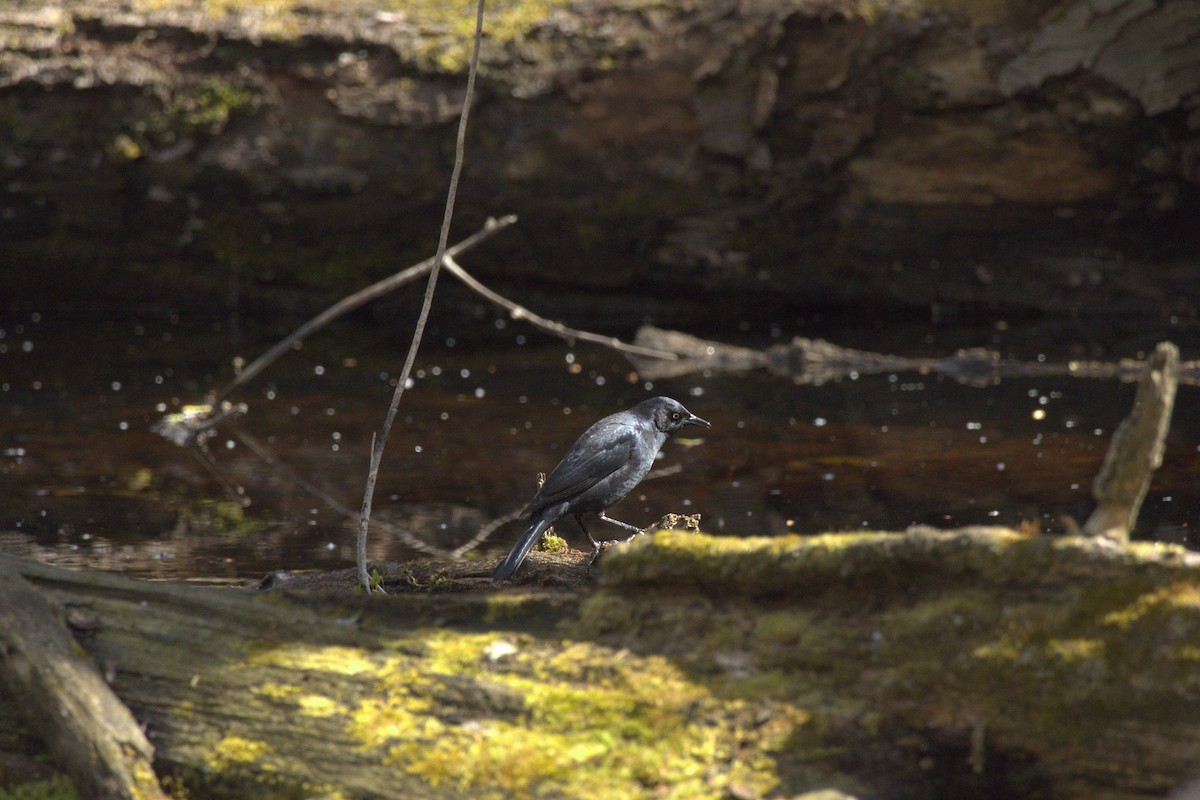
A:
[492, 396, 710, 581]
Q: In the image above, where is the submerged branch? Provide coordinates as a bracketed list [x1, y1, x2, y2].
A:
[442, 255, 676, 360]
[630, 325, 1200, 387]
[1083, 341, 1180, 543]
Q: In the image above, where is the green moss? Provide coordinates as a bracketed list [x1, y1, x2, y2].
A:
[0, 775, 78, 800]
[164, 80, 254, 138]
[1102, 583, 1200, 629]
[139, 0, 575, 71]
[387, 633, 788, 797]
[399, 0, 572, 72]
[538, 531, 569, 553]
[239, 629, 809, 798]
[205, 735, 276, 772]
[254, 682, 303, 701]
[113, 77, 255, 159]
[482, 590, 560, 623]
[576, 526, 1200, 789]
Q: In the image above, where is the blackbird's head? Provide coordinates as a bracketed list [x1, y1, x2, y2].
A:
[640, 396, 710, 435]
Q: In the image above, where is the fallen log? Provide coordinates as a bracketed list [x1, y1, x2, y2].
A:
[2, 528, 1200, 799]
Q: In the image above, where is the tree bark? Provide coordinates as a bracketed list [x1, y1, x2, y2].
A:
[0, 560, 167, 800]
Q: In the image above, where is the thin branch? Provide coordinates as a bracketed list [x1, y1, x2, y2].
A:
[356, 0, 487, 590]
[233, 427, 506, 559]
[449, 509, 525, 560]
[442, 255, 678, 360]
[212, 215, 516, 406]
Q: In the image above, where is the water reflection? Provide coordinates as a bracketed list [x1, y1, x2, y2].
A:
[1, 311, 1197, 579]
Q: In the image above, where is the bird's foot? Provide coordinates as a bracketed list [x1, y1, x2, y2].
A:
[622, 527, 651, 543]
[586, 537, 623, 568]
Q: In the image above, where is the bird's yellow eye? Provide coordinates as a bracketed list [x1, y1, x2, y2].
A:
[671, 412, 681, 420]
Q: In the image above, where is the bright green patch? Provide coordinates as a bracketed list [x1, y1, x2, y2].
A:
[332, 630, 803, 798]
[539, 531, 569, 553]
[298, 694, 345, 717]
[206, 735, 275, 772]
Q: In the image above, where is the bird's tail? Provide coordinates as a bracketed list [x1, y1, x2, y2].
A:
[492, 514, 553, 581]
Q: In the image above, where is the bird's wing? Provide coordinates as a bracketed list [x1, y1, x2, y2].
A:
[528, 420, 637, 510]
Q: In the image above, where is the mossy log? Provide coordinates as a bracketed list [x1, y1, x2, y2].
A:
[4, 528, 1200, 799]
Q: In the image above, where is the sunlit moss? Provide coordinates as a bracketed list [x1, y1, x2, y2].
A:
[248, 644, 386, 676]
[400, 0, 571, 72]
[539, 531, 569, 553]
[206, 735, 275, 772]
[1045, 638, 1105, 663]
[324, 630, 804, 797]
[297, 694, 345, 717]
[481, 590, 561, 623]
[1176, 644, 1200, 661]
[1103, 583, 1200, 629]
[254, 682, 302, 701]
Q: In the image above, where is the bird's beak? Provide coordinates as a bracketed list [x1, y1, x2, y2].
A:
[686, 413, 711, 429]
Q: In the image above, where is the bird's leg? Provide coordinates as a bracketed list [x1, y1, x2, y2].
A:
[597, 511, 647, 539]
[576, 515, 599, 548]
[578, 515, 621, 551]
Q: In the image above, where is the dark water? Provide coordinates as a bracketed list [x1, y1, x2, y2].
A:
[2, 307, 1198, 581]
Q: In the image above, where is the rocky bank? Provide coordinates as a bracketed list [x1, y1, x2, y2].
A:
[1, 0, 1198, 322]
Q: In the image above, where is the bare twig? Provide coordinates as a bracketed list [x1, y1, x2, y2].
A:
[442, 255, 677, 360]
[212, 216, 516, 406]
[356, 0, 487, 590]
